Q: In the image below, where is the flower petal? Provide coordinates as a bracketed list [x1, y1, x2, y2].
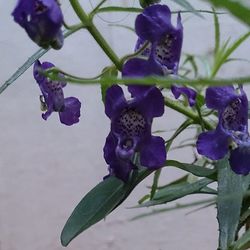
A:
[205, 86, 237, 110]
[196, 129, 230, 160]
[135, 4, 172, 42]
[105, 85, 126, 119]
[103, 132, 117, 165]
[171, 85, 197, 106]
[140, 135, 166, 169]
[109, 160, 134, 182]
[229, 145, 250, 175]
[122, 56, 163, 97]
[59, 97, 81, 126]
[135, 87, 164, 118]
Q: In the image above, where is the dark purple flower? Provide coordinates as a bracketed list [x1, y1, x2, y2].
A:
[135, 4, 183, 73]
[33, 60, 81, 126]
[12, 0, 64, 49]
[103, 85, 166, 181]
[196, 86, 250, 175]
[122, 4, 196, 105]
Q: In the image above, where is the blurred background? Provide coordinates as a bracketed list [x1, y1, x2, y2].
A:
[0, 0, 249, 249]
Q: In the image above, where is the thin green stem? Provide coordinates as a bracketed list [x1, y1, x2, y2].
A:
[90, 0, 108, 16]
[63, 21, 85, 30]
[150, 169, 162, 200]
[195, 103, 205, 131]
[46, 66, 114, 81]
[164, 97, 213, 130]
[69, 0, 121, 70]
[95, 7, 226, 15]
[45, 72, 250, 88]
[120, 41, 150, 65]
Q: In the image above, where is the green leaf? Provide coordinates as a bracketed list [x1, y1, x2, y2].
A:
[213, 8, 220, 55]
[61, 177, 125, 246]
[137, 177, 214, 207]
[166, 119, 194, 151]
[150, 169, 162, 199]
[0, 48, 48, 94]
[232, 230, 250, 250]
[100, 67, 118, 103]
[96, 6, 142, 14]
[131, 198, 215, 220]
[217, 158, 250, 250]
[166, 159, 216, 178]
[207, 0, 250, 26]
[212, 32, 250, 77]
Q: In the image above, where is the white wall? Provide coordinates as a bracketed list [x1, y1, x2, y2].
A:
[0, 1, 249, 249]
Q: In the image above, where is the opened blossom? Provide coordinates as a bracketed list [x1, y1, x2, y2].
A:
[33, 60, 81, 126]
[197, 86, 250, 175]
[12, 0, 64, 49]
[122, 4, 196, 105]
[103, 85, 166, 181]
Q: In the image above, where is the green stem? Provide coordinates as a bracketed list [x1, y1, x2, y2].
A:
[150, 169, 162, 200]
[195, 103, 205, 131]
[90, 0, 108, 16]
[69, 0, 121, 70]
[46, 72, 250, 88]
[164, 97, 213, 130]
[120, 41, 150, 65]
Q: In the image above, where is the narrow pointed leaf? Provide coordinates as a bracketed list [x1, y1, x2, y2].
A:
[232, 229, 250, 250]
[137, 178, 214, 207]
[207, 0, 250, 26]
[217, 158, 250, 250]
[61, 177, 125, 246]
[166, 159, 216, 178]
[213, 8, 220, 55]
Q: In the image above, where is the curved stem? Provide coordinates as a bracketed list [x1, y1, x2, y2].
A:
[69, 0, 122, 70]
[120, 41, 150, 65]
[164, 97, 214, 130]
[46, 73, 250, 88]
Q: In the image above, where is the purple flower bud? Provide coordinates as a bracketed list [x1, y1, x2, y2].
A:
[33, 60, 81, 125]
[12, 0, 64, 49]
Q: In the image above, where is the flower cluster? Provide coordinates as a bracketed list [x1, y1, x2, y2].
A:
[103, 4, 190, 181]
[122, 4, 196, 106]
[12, 0, 64, 49]
[12, 1, 200, 181]
[33, 60, 81, 126]
[197, 86, 250, 175]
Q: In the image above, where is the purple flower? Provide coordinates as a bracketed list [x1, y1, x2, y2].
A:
[196, 86, 250, 175]
[33, 60, 81, 126]
[103, 85, 166, 181]
[122, 4, 196, 105]
[12, 0, 64, 49]
[135, 4, 183, 74]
